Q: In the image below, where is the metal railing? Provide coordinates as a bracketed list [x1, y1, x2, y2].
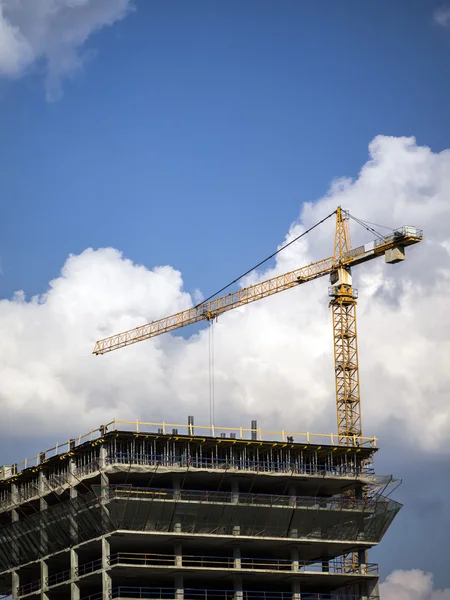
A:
[20, 559, 103, 595]
[1, 420, 377, 481]
[18, 580, 41, 596]
[108, 552, 378, 575]
[109, 588, 379, 599]
[108, 485, 377, 512]
[80, 593, 103, 600]
[46, 568, 71, 586]
[107, 420, 377, 446]
[20, 552, 378, 597]
[77, 557, 103, 577]
[108, 453, 374, 478]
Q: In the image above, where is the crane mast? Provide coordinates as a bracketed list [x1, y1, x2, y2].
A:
[93, 208, 423, 447]
[330, 208, 361, 444]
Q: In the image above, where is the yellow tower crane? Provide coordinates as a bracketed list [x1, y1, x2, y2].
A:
[93, 208, 422, 446]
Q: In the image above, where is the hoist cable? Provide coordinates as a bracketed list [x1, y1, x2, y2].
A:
[196, 209, 337, 307]
[355, 217, 394, 232]
[348, 213, 385, 240]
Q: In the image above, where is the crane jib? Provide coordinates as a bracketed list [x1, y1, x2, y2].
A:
[92, 225, 422, 356]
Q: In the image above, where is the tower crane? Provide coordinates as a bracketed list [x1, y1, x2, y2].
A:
[93, 208, 422, 446]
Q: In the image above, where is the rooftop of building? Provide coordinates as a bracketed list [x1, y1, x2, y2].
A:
[0, 418, 378, 484]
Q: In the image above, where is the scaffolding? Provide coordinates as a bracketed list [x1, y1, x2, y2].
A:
[0, 421, 394, 599]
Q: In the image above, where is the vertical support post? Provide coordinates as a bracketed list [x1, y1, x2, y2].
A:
[233, 575, 243, 600]
[233, 545, 241, 569]
[251, 420, 257, 441]
[173, 475, 182, 533]
[322, 560, 330, 572]
[38, 471, 49, 600]
[99, 443, 110, 536]
[188, 415, 194, 435]
[40, 560, 49, 600]
[11, 482, 20, 600]
[292, 580, 301, 600]
[69, 460, 79, 545]
[69, 454, 77, 486]
[291, 547, 299, 572]
[71, 548, 80, 600]
[289, 483, 296, 506]
[99, 444, 109, 498]
[11, 571, 19, 600]
[174, 542, 182, 568]
[358, 549, 368, 571]
[102, 537, 112, 600]
[231, 479, 240, 536]
[175, 573, 184, 600]
[231, 479, 239, 505]
[361, 578, 379, 600]
[289, 483, 298, 538]
[39, 472, 48, 554]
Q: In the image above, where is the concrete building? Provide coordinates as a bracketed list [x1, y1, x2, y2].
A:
[0, 419, 400, 600]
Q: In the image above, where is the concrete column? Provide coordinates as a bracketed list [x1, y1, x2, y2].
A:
[175, 573, 184, 600]
[291, 547, 299, 572]
[39, 472, 49, 600]
[11, 482, 20, 571]
[292, 580, 301, 600]
[10, 482, 19, 516]
[233, 545, 241, 569]
[69, 456, 77, 486]
[38, 472, 48, 503]
[69, 483, 79, 544]
[288, 483, 297, 505]
[40, 559, 49, 600]
[233, 575, 243, 600]
[71, 581, 81, 600]
[99, 445, 110, 537]
[39, 472, 49, 558]
[99, 445, 109, 500]
[11, 483, 20, 600]
[11, 571, 19, 600]
[102, 537, 112, 600]
[358, 548, 368, 571]
[231, 480, 240, 536]
[174, 542, 183, 568]
[173, 476, 182, 533]
[288, 483, 298, 538]
[71, 548, 80, 600]
[231, 479, 239, 505]
[173, 475, 181, 499]
[322, 559, 330, 573]
[362, 579, 379, 600]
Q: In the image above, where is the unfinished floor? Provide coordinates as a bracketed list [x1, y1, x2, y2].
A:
[0, 420, 400, 599]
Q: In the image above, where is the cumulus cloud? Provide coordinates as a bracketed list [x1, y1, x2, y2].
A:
[380, 570, 450, 600]
[434, 6, 450, 27]
[0, 0, 133, 100]
[1, 135, 449, 454]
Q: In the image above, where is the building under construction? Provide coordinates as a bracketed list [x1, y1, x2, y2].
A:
[0, 211, 421, 599]
[0, 418, 400, 600]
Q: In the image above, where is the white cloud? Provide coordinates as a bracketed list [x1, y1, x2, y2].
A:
[434, 6, 450, 27]
[0, 0, 133, 100]
[381, 570, 450, 600]
[1, 136, 450, 455]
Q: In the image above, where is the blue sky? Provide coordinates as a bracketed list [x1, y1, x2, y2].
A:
[1, 0, 449, 300]
[1, 1, 450, 597]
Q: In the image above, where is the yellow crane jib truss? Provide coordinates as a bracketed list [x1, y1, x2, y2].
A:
[92, 208, 422, 447]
